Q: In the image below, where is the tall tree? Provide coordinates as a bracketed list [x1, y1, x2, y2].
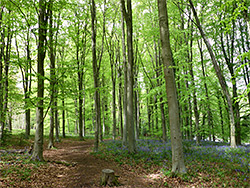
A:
[121, 0, 136, 154]
[120, 2, 127, 146]
[48, 0, 56, 148]
[158, 0, 186, 174]
[0, 5, 4, 141]
[31, 0, 48, 161]
[91, 0, 101, 152]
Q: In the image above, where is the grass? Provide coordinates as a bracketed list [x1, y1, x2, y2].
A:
[96, 139, 250, 187]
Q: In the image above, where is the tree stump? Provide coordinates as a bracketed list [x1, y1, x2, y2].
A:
[100, 169, 119, 186]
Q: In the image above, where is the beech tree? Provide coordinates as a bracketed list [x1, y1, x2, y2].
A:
[31, 0, 48, 161]
[121, 0, 136, 154]
[1, 0, 250, 160]
[158, 0, 186, 174]
[91, 0, 101, 152]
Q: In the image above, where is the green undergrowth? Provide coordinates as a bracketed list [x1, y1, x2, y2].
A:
[95, 139, 250, 187]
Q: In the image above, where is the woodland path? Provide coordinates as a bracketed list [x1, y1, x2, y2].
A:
[43, 139, 162, 188]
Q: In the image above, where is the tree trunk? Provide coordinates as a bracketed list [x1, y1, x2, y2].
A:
[62, 97, 66, 138]
[118, 47, 123, 139]
[48, 4, 55, 149]
[55, 97, 59, 142]
[91, 0, 101, 152]
[158, 0, 186, 174]
[25, 27, 32, 139]
[82, 82, 86, 137]
[1, 15, 12, 140]
[198, 40, 212, 141]
[120, 2, 127, 146]
[0, 6, 3, 141]
[74, 98, 79, 134]
[32, 0, 48, 161]
[121, 0, 136, 154]
[76, 20, 83, 141]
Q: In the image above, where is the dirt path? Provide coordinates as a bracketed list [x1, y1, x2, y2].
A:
[43, 139, 161, 188]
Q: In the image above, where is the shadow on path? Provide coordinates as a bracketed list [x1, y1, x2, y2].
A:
[44, 139, 159, 188]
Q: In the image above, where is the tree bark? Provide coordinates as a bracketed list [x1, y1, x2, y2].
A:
[117, 43, 123, 139]
[32, 0, 48, 161]
[120, 2, 127, 146]
[158, 0, 186, 174]
[0, 6, 4, 141]
[121, 0, 136, 153]
[48, 2, 55, 149]
[1, 12, 12, 140]
[91, 0, 101, 152]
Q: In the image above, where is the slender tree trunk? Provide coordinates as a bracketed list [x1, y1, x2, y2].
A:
[91, 0, 101, 152]
[189, 0, 236, 147]
[54, 96, 59, 142]
[120, 2, 127, 146]
[198, 40, 212, 141]
[2, 16, 12, 139]
[82, 82, 86, 137]
[25, 27, 32, 138]
[158, 0, 186, 174]
[76, 22, 83, 140]
[121, 0, 136, 153]
[32, 0, 47, 161]
[48, 4, 55, 149]
[147, 89, 151, 135]
[62, 97, 66, 138]
[74, 97, 79, 134]
[217, 91, 225, 141]
[156, 42, 167, 142]
[0, 6, 4, 141]
[118, 45, 123, 138]
[112, 70, 116, 140]
[188, 35, 200, 143]
[16, 29, 32, 139]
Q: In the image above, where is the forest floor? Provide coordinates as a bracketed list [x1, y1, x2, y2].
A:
[0, 137, 163, 187]
[1, 136, 249, 187]
[43, 138, 162, 188]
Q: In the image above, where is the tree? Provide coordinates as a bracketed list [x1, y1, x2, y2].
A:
[158, 0, 186, 174]
[120, 2, 127, 146]
[0, 5, 4, 141]
[121, 0, 136, 154]
[91, 0, 101, 152]
[31, 0, 48, 161]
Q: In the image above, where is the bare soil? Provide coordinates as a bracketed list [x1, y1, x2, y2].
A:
[42, 139, 162, 188]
